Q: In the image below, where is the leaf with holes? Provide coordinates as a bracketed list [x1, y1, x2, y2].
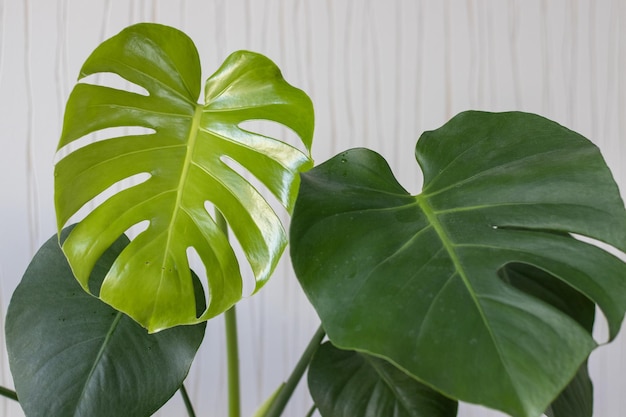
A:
[290, 111, 626, 417]
[6, 228, 206, 417]
[308, 342, 458, 417]
[54, 23, 313, 331]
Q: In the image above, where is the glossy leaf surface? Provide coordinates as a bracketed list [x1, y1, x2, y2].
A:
[290, 111, 626, 417]
[54, 23, 313, 331]
[309, 342, 458, 417]
[6, 229, 206, 417]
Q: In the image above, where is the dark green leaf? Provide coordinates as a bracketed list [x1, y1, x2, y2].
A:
[6, 228, 206, 417]
[501, 263, 594, 417]
[290, 111, 626, 417]
[55, 23, 314, 331]
[309, 342, 457, 417]
[544, 362, 592, 417]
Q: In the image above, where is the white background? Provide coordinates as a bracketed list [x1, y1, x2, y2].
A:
[1, 1, 625, 416]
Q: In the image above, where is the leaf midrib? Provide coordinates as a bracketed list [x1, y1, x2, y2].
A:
[416, 194, 522, 407]
[73, 312, 123, 417]
[150, 104, 204, 327]
[364, 355, 415, 415]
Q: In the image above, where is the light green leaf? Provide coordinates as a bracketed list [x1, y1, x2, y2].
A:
[6, 228, 206, 417]
[309, 342, 458, 417]
[290, 111, 626, 417]
[54, 23, 314, 332]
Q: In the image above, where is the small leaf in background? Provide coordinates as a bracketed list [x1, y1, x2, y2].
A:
[5, 228, 206, 417]
[290, 111, 626, 417]
[54, 23, 314, 331]
[308, 342, 457, 417]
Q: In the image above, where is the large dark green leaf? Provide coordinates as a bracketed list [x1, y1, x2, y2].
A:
[5, 228, 206, 417]
[309, 342, 458, 417]
[290, 111, 626, 417]
[54, 23, 314, 331]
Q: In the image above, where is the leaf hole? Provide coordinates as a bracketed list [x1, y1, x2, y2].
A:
[124, 220, 150, 240]
[238, 119, 309, 155]
[219, 156, 290, 221]
[208, 160, 287, 295]
[203, 201, 257, 298]
[497, 262, 599, 338]
[186, 247, 209, 319]
[571, 233, 626, 262]
[60, 172, 152, 229]
[55, 126, 156, 163]
[80, 72, 149, 96]
[569, 234, 624, 343]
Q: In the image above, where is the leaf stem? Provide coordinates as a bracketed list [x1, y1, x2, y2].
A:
[264, 325, 326, 417]
[179, 383, 196, 417]
[0, 386, 17, 401]
[305, 404, 317, 417]
[215, 209, 241, 417]
[225, 305, 241, 417]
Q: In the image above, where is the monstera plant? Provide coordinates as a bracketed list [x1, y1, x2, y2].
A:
[4, 22, 626, 417]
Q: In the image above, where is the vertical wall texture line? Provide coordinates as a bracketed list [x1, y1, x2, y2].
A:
[278, 0, 286, 64]
[343, 1, 354, 148]
[466, 0, 477, 107]
[0, 0, 5, 82]
[292, 0, 303, 97]
[100, 0, 112, 42]
[486, 5, 496, 108]
[180, 0, 187, 29]
[602, 0, 618, 143]
[476, 0, 486, 106]
[144, 0, 151, 23]
[566, 1, 578, 126]
[301, 0, 315, 104]
[244, 0, 251, 46]
[619, 0, 626, 397]
[325, 0, 337, 153]
[0, 5, 5, 326]
[55, 0, 70, 126]
[214, 0, 225, 61]
[0, 268, 8, 417]
[253, 296, 263, 409]
[366, 0, 384, 151]
[360, 2, 370, 148]
[413, 0, 424, 165]
[479, 2, 489, 107]
[508, 0, 521, 109]
[393, 0, 403, 163]
[589, 2, 598, 137]
[443, 0, 452, 118]
[540, 0, 551, 115]
[619, 0, 626, 183]
[260, 0, 271, 54]
[23, 0, 39, 256]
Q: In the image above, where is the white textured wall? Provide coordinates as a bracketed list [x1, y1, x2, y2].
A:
[1, 1, 625, 416]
